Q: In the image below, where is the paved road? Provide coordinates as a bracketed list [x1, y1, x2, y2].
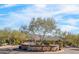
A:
[0, 46, 79, 54]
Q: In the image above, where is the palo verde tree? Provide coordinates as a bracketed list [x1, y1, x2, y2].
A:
[20, 17, 56, 43]
[27, 17, 56, 44]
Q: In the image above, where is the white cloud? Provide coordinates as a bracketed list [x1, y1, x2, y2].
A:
[56, 5, 79, 14]
[19, 4, 79, 19]
[34, 4, 46, 9]
[32, 4, 47, 12]
[0, 4, 16, 8]
[0, 12, 29, 29]
[60, 25, 79, 32]
[66, 19, 79, 25]
[20, 7, 53, 18]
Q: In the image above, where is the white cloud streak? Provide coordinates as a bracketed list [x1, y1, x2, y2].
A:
[56, 5, 79, 14]
[34, 4, 46, 9]
[0, 4, 16, 8]
[60, 25, 79, 32]
[66, 19, 79, 26]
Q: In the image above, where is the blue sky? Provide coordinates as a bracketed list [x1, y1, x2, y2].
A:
[0, 4, 79, 34]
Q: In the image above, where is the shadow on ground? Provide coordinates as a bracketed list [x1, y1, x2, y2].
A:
[13, 48, 44, 52]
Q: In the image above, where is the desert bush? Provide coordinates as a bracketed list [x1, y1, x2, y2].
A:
[0, 29, 29, 45]
[0, 39, 7, 46]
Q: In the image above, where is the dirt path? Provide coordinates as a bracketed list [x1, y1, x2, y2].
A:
[58, 48, 79, 54]
[0, 46, 79, 54]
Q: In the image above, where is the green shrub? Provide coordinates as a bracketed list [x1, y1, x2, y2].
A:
[0, 39, 6, 46]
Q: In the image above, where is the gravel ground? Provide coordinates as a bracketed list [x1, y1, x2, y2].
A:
[0, 46, 79, 54]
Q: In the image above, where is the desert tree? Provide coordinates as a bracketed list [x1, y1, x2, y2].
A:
[20, 17, 57, 44]
[28, 17, 56, 44]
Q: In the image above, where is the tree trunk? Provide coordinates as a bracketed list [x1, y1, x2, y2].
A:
[40, 31, 46, 45]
